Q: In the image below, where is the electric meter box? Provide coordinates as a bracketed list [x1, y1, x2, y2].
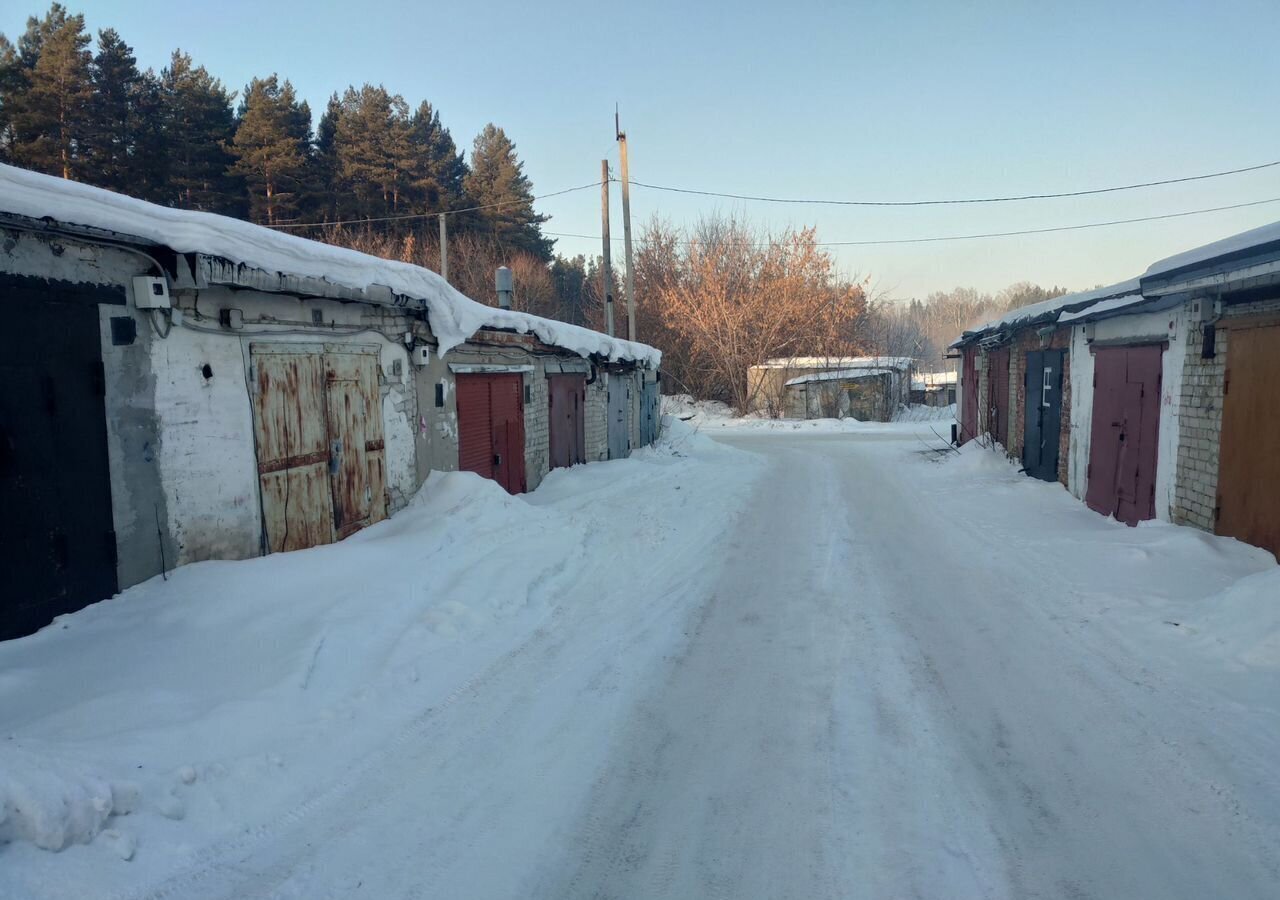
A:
[132, 275, 171, 310]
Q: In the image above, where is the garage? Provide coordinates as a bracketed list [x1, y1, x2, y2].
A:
[457, 372, 527, 494]
[548, 373, 587, 469]
[1216, 320, 1280, 557]
[1021, 349, 1064, 481]
[1, 279, 118, 641]
[1085, 344, 1163, 525]
[249, 344, 388, 552]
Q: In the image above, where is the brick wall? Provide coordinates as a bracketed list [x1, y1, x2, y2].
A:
[1008, 326, 1072, 487]
[524, 367, 550, 491]
[1172, 296, 1280, 531]
[585, 375, 609, 461]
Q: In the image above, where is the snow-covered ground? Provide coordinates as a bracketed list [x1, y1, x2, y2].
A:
[2, 417, 1278, 899]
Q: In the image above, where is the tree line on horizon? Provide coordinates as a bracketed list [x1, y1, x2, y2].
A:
[0, 3, 552, 258]
[0, 5, 1072, 409]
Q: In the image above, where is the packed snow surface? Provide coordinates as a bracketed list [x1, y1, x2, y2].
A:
[2, 419, 1278, 899]
[0, 163, 659, 366]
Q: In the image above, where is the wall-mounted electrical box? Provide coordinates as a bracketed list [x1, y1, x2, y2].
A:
[132, 275, 171, 309]
[413, 346, 431, 366]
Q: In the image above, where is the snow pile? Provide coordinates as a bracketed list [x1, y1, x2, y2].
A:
[893, 402, 957, 423]
[0, 749, 136, 853]
[1177, 568, 1280, 671]
[0, 430, 764, 898]
[0, 164, 659, 367]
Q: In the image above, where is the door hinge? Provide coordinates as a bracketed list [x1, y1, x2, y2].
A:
[1087, 463, 1091, 479]
[1223, 373, 1230, 396]
[1214, 504, 1221, 522]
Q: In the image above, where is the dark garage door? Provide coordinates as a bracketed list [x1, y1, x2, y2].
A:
[1, 285, 117, 641]
[1022, 349, 1064, 482]
[1085, 345, 1163, 526]
[457, 373, 527, 494]
[1217, 322, 1280, 558]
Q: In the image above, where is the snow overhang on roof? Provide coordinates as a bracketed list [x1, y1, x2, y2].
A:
[1140, 220, 1280, 300]
[950, 278, 1142, 348]
[0, 164, 661, 368]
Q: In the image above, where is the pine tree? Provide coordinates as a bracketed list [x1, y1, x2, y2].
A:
[310, 92, 342, 221]
[85, 28, 141, 190]
[464, 124, 553, 261]
[160, 50, 240, 214]
[229, 75, 312, 225]
[7, 3, 94, 179]
[333, 84, 415, 220]
[408, 100, 467, 213]
[0, 35, 21, 161]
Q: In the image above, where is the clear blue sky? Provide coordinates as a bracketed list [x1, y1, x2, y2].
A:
[7, 0, 1280, 298]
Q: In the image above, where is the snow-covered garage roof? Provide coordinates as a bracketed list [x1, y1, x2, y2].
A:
[756, 356, 915, 371]
[0, 163, 660, 368]
[785, 367, 898, 387]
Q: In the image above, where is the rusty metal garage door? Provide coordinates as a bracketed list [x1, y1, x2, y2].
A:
[1085, 345, 1163, 526]
[1, 282, 118, 641]
[457, 373, 527, 494]
[640, 380, 660, 446]
[250, 344, 387, 553]
[548, 374, 587, 469]
[1217, 321, 1280, 558]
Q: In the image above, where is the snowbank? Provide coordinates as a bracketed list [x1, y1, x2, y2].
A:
[0, 164, 659, 367]
[1177, 568, 1280, 671]
[0, 431, 764, 897]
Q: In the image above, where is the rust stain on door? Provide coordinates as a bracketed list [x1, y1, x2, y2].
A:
[250, 344, 334, 553]
[251, 344, 388, 553]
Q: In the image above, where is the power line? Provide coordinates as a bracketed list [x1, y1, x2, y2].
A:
[270, 181, 601, 230]
[543, 196, 1280, 247]
[627, 158, 1280, 207]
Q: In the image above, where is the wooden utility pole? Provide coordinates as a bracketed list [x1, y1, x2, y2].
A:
[438, 213, 449, 283]
[601, 159, 615, 336]
[616, 112, 636, 342]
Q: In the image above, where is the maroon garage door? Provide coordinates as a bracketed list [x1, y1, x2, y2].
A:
[960, 345, 980, 445]
[1086, 345, 1162, 525]
[987, 346, 1011, 447]
[548, 374, 587, 469]
[456, 373, 527, 494]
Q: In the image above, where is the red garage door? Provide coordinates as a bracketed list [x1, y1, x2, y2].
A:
[1086, 345, 1162, 525]
[456, 373, 527, 494]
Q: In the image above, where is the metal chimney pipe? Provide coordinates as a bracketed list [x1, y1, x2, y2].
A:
[496, 266, 513, 309]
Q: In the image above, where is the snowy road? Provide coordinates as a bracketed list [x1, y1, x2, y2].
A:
[5, 424, 1279, 899]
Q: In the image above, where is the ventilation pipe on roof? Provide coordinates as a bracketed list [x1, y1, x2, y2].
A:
[496, 266, 513, 309]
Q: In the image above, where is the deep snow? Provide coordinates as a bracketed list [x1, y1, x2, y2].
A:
[2, 416, 1278, 899]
